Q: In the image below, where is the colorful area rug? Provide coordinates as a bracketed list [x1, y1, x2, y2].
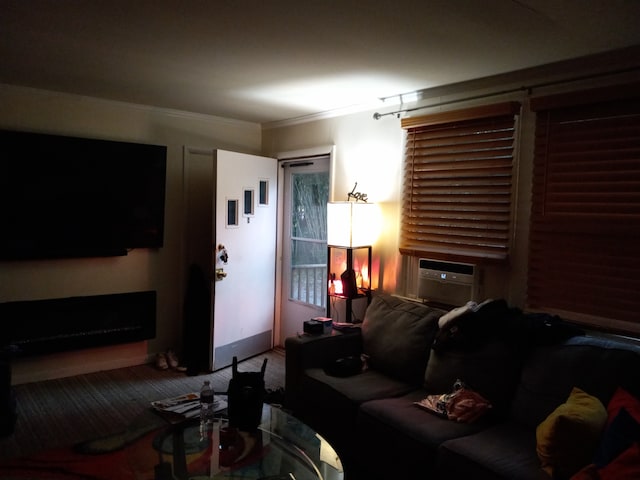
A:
[0, 413, 275, 480]
[0, 419, 166, 480]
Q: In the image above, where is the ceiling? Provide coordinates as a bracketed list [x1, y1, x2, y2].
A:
[2, 0, 640, 124]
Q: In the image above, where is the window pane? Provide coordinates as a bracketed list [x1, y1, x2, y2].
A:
[291, 238, 326, 266]
[288, 170, 329, 307]
[290, 238, 326, 307]
[291, 172, 329, 240]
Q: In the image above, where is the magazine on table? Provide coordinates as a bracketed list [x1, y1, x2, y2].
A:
[151, 392, 228, 419]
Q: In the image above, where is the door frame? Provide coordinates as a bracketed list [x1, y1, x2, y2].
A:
[274, 145, 336, 346]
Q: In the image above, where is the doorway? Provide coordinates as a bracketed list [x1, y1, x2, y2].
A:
[183, 148, 277, 371]
[278, 154, 330, 342]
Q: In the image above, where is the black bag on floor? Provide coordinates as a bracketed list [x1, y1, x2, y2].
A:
[227, 356, 267, 432]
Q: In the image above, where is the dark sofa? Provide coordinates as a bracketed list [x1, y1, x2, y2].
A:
[285, 292, 640, 480]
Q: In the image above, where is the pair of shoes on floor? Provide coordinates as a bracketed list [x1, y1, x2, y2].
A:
[155, 353, 169, 370]
[155, 350, 186, 371]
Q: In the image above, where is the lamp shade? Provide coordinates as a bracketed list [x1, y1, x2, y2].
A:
[327, 201, 379, 247]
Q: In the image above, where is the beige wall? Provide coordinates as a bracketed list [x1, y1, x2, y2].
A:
[0, 84, 262, 383]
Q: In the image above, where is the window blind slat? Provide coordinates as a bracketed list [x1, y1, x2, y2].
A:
[402, 101, 521, 128]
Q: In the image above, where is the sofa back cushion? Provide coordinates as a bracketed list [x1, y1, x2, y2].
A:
[423, 340, 522, 416]
[511, 336, 640, 429]
[361, 293, 444, 385]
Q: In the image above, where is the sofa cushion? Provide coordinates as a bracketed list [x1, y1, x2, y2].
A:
[438, 423, 547, 480]
[303, 367, 417, 405]
[355, 390, 492, 479]
[511, 336, 640, 430]
[536, 387, 607, 479]
[293, 367, 419, 469]
[358, 390, 491, 448]
[361, 293, 444, 385]
[424, 340, 521, 416]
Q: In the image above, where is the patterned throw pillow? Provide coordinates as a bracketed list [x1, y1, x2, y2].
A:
[571, 387, 640, 480]
[604, 386, 640, 426]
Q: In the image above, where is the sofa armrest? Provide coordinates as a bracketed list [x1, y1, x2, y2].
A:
[284, 331, 362, 410]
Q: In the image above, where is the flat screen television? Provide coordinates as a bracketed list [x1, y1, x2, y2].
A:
[0, 129, 167, 260]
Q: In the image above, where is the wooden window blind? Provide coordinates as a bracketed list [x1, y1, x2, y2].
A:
[400, 102, 520, 264]
[528, 85, 640, 334]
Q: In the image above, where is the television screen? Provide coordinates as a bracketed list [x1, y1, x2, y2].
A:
[0, 130, 167, 260]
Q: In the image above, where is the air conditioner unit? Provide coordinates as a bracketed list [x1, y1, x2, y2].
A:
[417, 258, 479, 306]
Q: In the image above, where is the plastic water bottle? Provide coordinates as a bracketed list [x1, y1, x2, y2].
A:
[200, 380, 214, 423]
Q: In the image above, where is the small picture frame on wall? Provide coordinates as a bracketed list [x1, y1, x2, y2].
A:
[226, 198, 239, 228]
[243, 188, 255, 217]
[259, 179, 269, 206]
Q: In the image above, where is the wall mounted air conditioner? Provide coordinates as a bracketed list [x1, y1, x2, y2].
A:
[417, 258, 479, 306]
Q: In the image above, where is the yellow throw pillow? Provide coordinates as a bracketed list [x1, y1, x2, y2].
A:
[536, 387, 607, 479]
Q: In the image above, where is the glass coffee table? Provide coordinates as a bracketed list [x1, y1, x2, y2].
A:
[131, 404, 343, 480]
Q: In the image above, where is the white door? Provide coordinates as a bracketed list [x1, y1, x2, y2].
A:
[183, 148, 277, 371]
[213, 150, 277, 370]
[279, 156, 330, 342]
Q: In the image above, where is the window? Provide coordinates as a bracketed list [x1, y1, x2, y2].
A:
[528, 83, 640, 334]
[400, 102, 520, 264]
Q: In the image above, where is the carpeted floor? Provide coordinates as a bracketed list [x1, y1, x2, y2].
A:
[0, 397, 300, 480]
[0, 349, 285, 461]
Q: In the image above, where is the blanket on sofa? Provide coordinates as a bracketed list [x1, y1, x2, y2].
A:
[432, 299, 584, 353]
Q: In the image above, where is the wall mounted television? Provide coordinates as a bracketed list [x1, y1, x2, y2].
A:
[0, 129, 167, 260]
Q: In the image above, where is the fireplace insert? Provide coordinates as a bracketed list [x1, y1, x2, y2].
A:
[0, 291, 156, 356]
